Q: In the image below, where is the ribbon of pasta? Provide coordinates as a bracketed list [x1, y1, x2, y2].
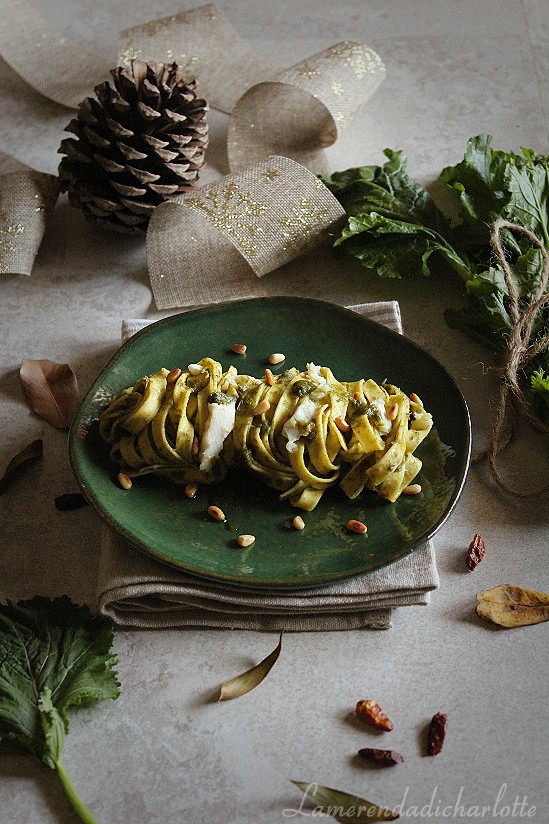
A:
[99, 359, 433, 511]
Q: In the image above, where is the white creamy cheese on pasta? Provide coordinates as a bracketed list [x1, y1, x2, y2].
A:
[283, 396, 318, 454]
[199, 401, 236, 471]
[369, 397, 392, 435]
[306, 362, 329, 391]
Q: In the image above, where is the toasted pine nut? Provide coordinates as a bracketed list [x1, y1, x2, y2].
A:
[251, 399, 270, 416]
[237, 534, 255, 547]
[207, 505, 225, 522]
[292, 515, 305, 531]
[185, 483, 198, 499]
[231, 344, 247, 355]
[346, 519, 367, 534]
[118, 471, 132, 490]
[192, 434, 199, 455]
[335, 416, 350, 433]
[410, 393, 423, 407]
[403, 483, 422, 495]
[268, 353, 285, 365]
[265, 368, 275, 386]
[188, 363, 204, 375]
[166, 368, 182, 384]
[387, 403, 399, 421]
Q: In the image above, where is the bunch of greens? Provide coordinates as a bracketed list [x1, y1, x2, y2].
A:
[322, 134, 549, 422]
[0, 596, 120, 824]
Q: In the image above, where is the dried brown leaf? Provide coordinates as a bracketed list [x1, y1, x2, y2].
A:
[0, 439, 43, 495]
[20, 359, 80, 429]
[291, 782, 399, 822]
[476, 585, 549, 628]
[218, 632, 282, 701]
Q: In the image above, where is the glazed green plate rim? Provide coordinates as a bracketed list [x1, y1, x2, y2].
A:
[69, 296, 471, 589]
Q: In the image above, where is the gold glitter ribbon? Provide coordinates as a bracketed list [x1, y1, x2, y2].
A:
[0, 152, 58, 276]
[0, 0, 112, 109]
[146, 155, 346, 309]
[0, 0, 279, 113]
[0, 3, 385, 172]
[228, 42, 386, 175]
[118, 4, 280, 115]
[0, 3, 384, 284]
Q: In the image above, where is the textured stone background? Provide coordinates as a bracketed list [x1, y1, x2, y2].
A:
[1, 1, 548, 822]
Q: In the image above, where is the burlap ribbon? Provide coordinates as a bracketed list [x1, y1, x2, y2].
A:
[118, 4, 280, 115]
[147, 154, 346, 309]
[0, 152, 58, 276]
[228, 42, 386, 175]
[0, 2, 385, 289]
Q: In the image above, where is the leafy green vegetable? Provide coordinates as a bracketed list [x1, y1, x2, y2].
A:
[324, 149, 471, 281]
[0, 596, 120, 824]
[323, 135, 549, 422]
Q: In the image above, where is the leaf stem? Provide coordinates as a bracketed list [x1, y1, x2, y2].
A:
[55, 760, 99, 824]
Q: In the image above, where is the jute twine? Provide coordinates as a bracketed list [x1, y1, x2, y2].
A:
[488, 218, 549, 498]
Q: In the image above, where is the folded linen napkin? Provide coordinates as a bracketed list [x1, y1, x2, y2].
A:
[96, 301, 439, 630]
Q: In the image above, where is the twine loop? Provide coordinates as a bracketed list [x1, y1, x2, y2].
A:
[488, 218, 549, 498]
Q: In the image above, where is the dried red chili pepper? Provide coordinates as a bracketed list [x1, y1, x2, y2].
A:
[427, 712, 448, 755]
[466, 533, 486, 570]
[357, 747, 404, 766]
[355, 699, 394, 731]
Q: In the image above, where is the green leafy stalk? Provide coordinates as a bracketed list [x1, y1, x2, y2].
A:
[0, 596, 120, 824]
[55, 760, 99, 824]
[323, 135, 549, 423]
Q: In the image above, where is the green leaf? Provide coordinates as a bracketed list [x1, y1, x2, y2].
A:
[324, 148, 446, 228]
[504, 157, 549, 248]
[38, 689, 66, 768]
[0, 596, 120, 824]
[439, 134, 514, 250]
[531, 370, 549, 422]
[291, 781, 399, 822]
[324, 150, 471, 282]
[218, 632, 282, 700]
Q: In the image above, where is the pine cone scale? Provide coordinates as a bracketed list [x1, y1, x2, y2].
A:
[117, 143, 148, 161]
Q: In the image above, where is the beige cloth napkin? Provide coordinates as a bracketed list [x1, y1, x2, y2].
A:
[96, 301, 439, 630]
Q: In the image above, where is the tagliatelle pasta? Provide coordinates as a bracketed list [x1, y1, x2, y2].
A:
[98, 358, 433, 511]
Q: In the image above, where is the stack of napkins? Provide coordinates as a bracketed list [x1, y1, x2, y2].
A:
[96, 302, 439, 630]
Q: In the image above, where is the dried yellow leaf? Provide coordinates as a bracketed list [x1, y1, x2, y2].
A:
[476, 585, 549, 628]
[218, 632, 282, 701]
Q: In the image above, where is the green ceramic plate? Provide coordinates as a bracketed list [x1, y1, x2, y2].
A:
[69, 297, 471, 588]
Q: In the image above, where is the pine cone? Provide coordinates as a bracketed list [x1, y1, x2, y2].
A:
[58, 60, 209, 234]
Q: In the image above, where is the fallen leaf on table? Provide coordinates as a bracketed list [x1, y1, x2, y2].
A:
[19, 359, 80, 429]
[291, 781, 398, 822]
[0, 439, 43, 495]
[476, 585, 549, 627]
[218, 632, 282, 701]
